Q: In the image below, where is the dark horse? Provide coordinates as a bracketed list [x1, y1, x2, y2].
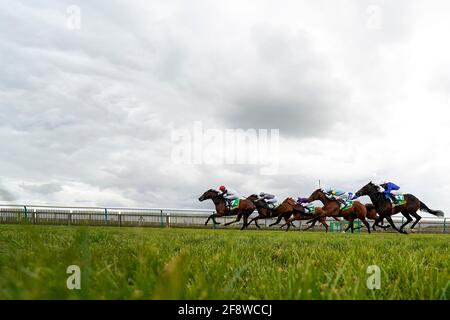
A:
[355, 182, 444, 234]
[198, 189, 256, 230]
[305, 189, 372, 233]
[245, 194, 297, 229]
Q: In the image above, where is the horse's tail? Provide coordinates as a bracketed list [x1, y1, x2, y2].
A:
[419, 201, 444, 217]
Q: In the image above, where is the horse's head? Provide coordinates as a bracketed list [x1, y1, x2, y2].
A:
[198, 189, 220, 202]
[355, 181, 378, 198]
[307, 188, 325, 202]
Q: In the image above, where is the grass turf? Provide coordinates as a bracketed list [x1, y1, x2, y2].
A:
[0, 224, 448, 299]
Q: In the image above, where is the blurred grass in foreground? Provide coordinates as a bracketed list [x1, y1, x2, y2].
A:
[0, 224, 448, 299]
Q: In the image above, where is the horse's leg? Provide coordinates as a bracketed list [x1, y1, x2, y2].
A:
[409, 211, 422, 230]
[250, 216, 262, 229]
[399, 212, 413, 232]
[361, 218, 371, 233]
[320, 219, 329, 233]
[306, 216, 321, 225]
[205, 214, 218, 226]
[224, 213, 242, 226]
[375, 217, 389, 230]
[284, 215, 300, 232]
[269, 215, 283, 227]
[385, 215, 405, 234]
[240, 215, 249, 230]
[303, 219, 317, 231]
[344, 218, 354, 233]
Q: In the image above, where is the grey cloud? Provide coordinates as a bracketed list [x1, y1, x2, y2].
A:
[0, 184, 16, 202]
[220, 24, 350, 137]
[20, 182, 62, 195]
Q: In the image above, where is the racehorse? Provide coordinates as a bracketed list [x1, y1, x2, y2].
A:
[365, 203, 389, 231]
[198, 189, 256, 230]
[354, 182, 444, 234]
[305, 189, 372, 233]
[280, 204, 341, 232]
[245, 194, 296, 229]
[266, 197, 303, 228]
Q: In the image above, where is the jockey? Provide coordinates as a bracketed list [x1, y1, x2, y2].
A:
[297, 197, 315, 214]
[257, 192, 278, 208]
[379, 181, 400, 203]
[218, 185, 240, 205]
[324, 188, 353, 205]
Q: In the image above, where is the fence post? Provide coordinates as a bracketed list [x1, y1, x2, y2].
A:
[160, 210, 164, 228]
[444, 218, 447, 234]
[166, 213, 170, 228]
[119, 212, 122, 227]
[104, 208, 108, 224]
[68, 210, 72, 226]
[23, 206, 28, 223]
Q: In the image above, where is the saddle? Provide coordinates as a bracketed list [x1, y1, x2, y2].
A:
[388, 194, 406, 206]
[340, 200, 354, 211]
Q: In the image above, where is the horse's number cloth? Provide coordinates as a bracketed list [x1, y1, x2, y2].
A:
[230, 199, 240, 210]
[391, 194, 406, 206]
[340, 200, 354, 211]
[305, 204, 317, 214]
[269, 202, 280, 210]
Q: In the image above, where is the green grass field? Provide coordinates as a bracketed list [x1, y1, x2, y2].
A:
[0, 224, 448, 300]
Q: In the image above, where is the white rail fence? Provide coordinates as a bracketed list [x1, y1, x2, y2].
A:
[0, 204, 448, 233]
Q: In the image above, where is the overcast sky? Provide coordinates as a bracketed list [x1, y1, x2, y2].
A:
[0, 0, 449, 216]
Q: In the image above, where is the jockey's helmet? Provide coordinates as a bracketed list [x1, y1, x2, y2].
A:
[219, 185, 226, 192]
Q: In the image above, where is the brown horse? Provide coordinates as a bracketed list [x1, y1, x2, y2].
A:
[267, 197, 303, 228]
[245, 194, 296, 229]
[355, 182, 444, 234]
[281, 204, 341, 232]
[198, 189, 256, 230]
[348, 204, 387, 232]
[305, 189, 372, 233]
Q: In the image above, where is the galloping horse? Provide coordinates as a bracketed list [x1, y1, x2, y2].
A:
[305, 189, 372, 233]
[280, 204, 341, 232]
[355, 182, 444, 234]
[266, 197, 303, 228]
[198, 189, 256, 230]
[245, 194, 296, 229]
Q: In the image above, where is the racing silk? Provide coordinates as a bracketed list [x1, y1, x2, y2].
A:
[324, 189, 345, 197]
[221, 187, 240, 201]
[325, 189, 352, 202]
[382, 182, 400, 194]
[259, 193, 278, 204]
